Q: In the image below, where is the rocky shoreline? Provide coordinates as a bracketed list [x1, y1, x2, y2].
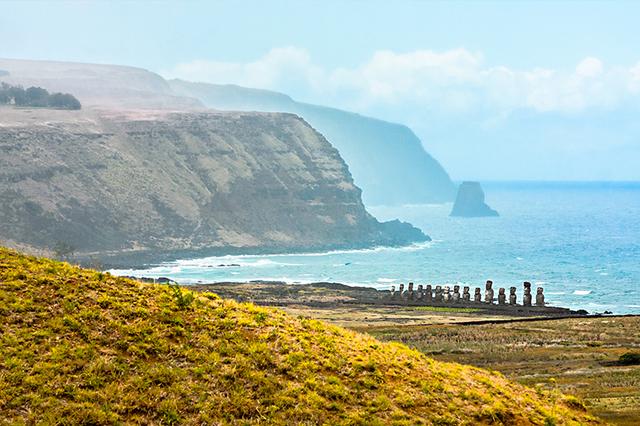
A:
[83, 239, 429, 270]
[125, 278, 594, 318]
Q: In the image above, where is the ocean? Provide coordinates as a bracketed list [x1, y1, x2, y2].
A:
[109, 182, 640, 314]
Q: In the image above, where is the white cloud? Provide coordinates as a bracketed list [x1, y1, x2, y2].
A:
[163, 48, 640, 114]
[168, 47, 325, 93]
[629, 61, 640, 93]
[576, 57, 603, 78]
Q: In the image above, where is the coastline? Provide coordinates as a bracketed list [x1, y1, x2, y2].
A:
[82, 240, 432, 270]
[125, 278, 592, 319]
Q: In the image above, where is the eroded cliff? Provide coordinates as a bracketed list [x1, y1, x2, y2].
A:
[0, 107, 426, 260]
[169, 80, 457, 205]
[0, 58, 456, 206]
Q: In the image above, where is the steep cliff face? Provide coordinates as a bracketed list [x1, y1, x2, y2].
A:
[169, 80, 457, 205]
[0, 107, 426, 257]
[0, 58, 456, 206]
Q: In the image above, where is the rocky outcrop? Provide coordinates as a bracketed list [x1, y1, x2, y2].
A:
[450, 181, 499, 217]
[0, 107, 427, 259]
[169, 81, 457, 206]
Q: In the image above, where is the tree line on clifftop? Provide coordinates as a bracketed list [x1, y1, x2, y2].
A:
[0, 82, 81, 110]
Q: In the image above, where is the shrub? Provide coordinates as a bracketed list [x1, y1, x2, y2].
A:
[618, 352, 640, 365]
[168, 283, 195, 310]
[48, 92, 82, 110]
[0, 82, 81, 110]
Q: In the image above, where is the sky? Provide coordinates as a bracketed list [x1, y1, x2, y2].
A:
[2, 0, 640, 181]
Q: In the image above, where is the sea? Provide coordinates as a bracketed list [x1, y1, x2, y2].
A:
[109, 182, 640, 314]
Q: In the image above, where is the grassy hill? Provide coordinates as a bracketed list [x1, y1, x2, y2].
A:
[0, 247, 601, 425]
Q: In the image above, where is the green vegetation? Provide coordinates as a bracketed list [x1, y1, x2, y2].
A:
[618, 352, 640, 366]
[0, 248, 600, 425]
[0, 82, 81, 109]
[167, 282, 195, 310]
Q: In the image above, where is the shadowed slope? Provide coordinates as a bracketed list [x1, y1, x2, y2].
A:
[0, 248, 600, 425]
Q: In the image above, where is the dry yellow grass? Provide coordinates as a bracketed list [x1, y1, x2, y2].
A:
[0, 248, 602, 425]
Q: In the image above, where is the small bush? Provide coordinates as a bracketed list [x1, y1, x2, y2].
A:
[168, 283, 194, 310]
[618, 352, 640, 365]
[563, 395, 586, 411]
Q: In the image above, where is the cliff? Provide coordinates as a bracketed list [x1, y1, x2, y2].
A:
[0, 247, 600, 425]
[0, 58, 456, 206]
[169, 80, 457, 206]
[0, 107, 426, 261]
[450, 181, 499, 217]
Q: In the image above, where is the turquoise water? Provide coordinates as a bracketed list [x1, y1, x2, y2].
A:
[109, 182, 640, 314]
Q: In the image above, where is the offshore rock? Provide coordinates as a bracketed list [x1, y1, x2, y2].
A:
[450, 181, 499, 217]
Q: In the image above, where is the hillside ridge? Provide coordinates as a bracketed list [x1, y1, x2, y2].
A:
[0, 247, 600, 425]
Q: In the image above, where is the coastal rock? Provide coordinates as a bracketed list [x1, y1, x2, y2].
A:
[450, 181, 499, 217]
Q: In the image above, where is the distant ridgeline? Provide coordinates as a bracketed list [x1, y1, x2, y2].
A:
[0, 83, 81, 110]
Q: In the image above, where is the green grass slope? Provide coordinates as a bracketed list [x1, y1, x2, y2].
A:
[0, 248, 601, 425]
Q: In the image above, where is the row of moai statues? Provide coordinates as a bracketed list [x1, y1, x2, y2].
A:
[389, 280, 545, 306]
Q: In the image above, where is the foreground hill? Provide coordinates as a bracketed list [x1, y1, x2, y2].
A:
[169, 80, 457, 206]
[0, 107, 424, 261]
[0, 248, 600, 425]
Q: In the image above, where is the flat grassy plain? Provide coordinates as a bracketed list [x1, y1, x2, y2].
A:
[352, 316, 640, 425]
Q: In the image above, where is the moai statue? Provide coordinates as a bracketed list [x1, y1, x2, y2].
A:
[509, 287, 517, 305]
[498, 288, 506, 305]
[474, 288, 482, 303]
[523, 282, 532, 306]
[443, 286, 451, 303]
[425, 285, 433, 303]
[408, 282, 414, 300]
[536, 287, 545, 306]
[462, 286, 471, 302]
[452, 285, 461, 303]
[417, 284, 424, 301]
[399, 283, 405, 299]
[434, 285, 443, 303]
[485, 280, 494, 304]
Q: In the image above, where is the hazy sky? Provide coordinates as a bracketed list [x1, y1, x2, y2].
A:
[2, 1, 640, 181]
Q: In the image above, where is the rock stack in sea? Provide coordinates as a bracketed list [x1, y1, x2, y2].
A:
[450, 181, 499, 217]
